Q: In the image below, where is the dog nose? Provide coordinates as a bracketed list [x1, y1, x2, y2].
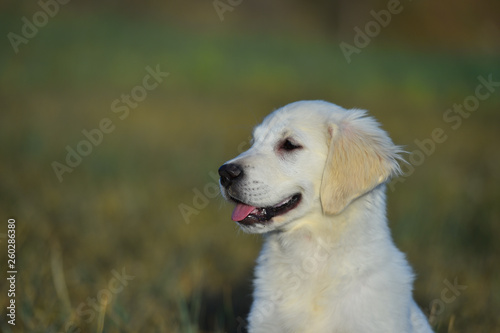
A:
[218, 163, 243, 188]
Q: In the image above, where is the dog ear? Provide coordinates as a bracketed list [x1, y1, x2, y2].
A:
[320, 110, 404, 215]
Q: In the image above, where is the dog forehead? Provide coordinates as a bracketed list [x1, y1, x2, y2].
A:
[252, 116, 303, 145]
[252, 100, 342, 142]
[252, 118, 287, 141]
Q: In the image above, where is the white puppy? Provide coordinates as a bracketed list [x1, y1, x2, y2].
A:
[219, 100, 433, 333]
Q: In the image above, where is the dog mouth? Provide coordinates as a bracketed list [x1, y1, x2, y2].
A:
[230, 194, 302, 226]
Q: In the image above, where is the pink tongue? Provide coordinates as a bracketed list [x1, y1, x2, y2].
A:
[232, 203, 257, 221]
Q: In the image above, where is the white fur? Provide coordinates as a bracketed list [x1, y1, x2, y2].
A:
[220, 100, 433, 333]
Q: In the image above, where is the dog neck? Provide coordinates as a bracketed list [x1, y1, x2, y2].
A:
[265, 184, 394, 259]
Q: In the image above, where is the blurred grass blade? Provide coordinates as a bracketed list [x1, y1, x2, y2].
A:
[97, 292, 109, 333]
[50, 240, 72, 310]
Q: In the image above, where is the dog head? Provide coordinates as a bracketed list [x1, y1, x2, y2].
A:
[219, 100, 403, 233]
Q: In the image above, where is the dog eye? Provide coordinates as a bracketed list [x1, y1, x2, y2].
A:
[280, 139, 302, 151]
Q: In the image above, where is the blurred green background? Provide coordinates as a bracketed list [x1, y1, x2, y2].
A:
[1, 0, 499, 332]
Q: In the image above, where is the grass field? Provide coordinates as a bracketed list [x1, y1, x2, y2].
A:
[1, 9, 499, 333]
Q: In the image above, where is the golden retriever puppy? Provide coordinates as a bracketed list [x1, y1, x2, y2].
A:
[219, 100, 433, 333]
